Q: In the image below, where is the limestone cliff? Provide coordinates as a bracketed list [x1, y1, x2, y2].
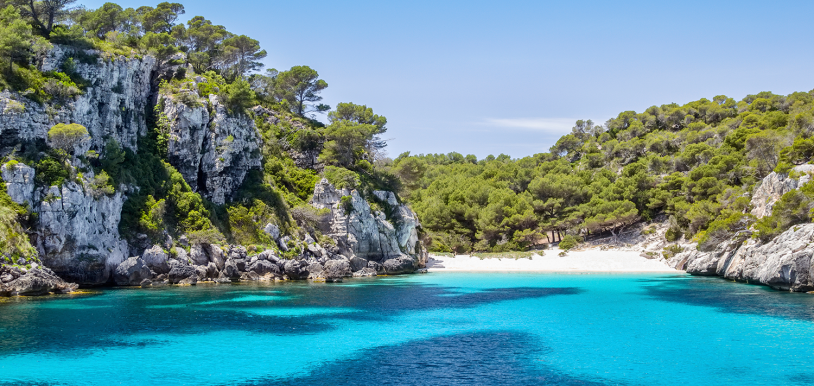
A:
[160, 82, 262, 205]
[668, 165, 814, 292]
[0, 45, 155, 153]
[311, 179, 427, 274]
[0, 46, 426, 294]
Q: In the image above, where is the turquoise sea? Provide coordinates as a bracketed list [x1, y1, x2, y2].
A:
[2, 272, 814, 385]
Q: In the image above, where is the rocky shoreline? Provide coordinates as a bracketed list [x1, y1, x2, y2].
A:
[668, 165, 814, 292]
[0, 177, 428, 296]
[0, 45, 427, 296]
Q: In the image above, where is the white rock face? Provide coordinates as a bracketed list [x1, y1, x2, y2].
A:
[160, 92, 262, 204]
[311, 179, 427, 274]
[0, 45, 156, 153]
[671, 224, 814, 292]
[2, 161, 128, 285]
[1, 162, 36, 206]
[750, 164, 814, 218]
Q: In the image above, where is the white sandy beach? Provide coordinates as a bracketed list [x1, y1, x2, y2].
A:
[426, 248, 679, 273]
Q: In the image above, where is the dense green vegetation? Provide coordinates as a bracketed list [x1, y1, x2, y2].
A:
[2, 0, 814, 260]
[0, 1, 398, 254]
[392, 91, 814, 253]
[0, 161, 37, 265]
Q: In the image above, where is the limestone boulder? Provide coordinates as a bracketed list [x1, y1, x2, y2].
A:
[142, 245, 169, 274]
[168, 266, 198, 285]
[114, 257, 152, 286]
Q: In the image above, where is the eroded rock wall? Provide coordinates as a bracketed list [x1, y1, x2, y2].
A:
[0, 45, 156, 153]
[311, 179, 427, 274]
[160, 86, 262, 205]
[2, 162, 128, 285]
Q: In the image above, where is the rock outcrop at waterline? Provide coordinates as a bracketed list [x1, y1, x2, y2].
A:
[311, 179, 427, 274]
[671, 224, 814, 292]
[0, 265, 78, 296]
[669, 165, 814, 292]
[2, 162, 129, 286]
[101, 179, 428, 287]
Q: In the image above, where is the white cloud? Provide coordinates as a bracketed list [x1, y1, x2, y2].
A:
[481, 118, 577, 134]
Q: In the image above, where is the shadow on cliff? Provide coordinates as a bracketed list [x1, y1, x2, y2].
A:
[0, 281, 578, 356]
[227, 331, 610, 386]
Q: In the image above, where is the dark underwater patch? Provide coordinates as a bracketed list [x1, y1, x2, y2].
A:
[0, 281, 578, 356]
[641, 275, 814, 322]
[235, 331, 611, 386]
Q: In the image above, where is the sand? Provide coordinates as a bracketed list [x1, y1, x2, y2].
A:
[425, 248, 679, 273]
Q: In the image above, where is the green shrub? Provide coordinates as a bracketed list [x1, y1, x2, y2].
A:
[196, 71, 226, 97]
[340, 195, 353, 215]
[324, 166, 360, 190]
[558, 235, 583, 251]
[665, 227, 682, 242]
[697, 211, 754, 251]
[48, 123, 89, 156]
[35, 157, 69, 186]
[224, 79, 256, 114]
[88, 170, 115, 198]
[0, 178, 38, 263]
[186, 228, 226, 245]
[662, 245, 684, 259]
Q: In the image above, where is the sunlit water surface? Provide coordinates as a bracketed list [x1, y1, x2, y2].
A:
[2, 272, 814, 385]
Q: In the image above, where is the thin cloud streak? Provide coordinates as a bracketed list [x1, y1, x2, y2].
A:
[481, 118, 577, 134]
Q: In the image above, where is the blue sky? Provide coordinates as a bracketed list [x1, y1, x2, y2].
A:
[82, 0, 814, 159]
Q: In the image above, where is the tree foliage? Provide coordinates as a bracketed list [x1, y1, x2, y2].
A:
[269, 66, 329, 116]
[395, 89, 814, 252]
[47, 122, 89, 156]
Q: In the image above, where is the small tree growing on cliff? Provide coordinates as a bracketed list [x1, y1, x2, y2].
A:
[48, 123, 89, 158]
[11, 0, 77, 34]
[272, 66, 329, 117]
[0, 6, 48, 76]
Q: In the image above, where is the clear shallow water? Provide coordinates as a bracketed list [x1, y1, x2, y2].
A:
[2, 273, 814, 385]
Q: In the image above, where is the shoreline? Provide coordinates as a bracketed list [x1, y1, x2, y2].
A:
[426, 248, 681, 273]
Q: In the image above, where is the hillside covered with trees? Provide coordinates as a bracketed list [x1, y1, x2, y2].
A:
[1, 0, 813, 269]
[0, 0, 398, 264]
[390, 91, 814, 254]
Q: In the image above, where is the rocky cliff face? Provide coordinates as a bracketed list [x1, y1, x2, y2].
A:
[311, 179, 427, 274]
[0, 47, 426, 294]
[668, 165, 814, 291]
[671, 224, 814, 292]
[160, 82, 262, 205]
[100, 178, 427, 288]
[2, 162, 128, 285]
[0, 45, 156, 153]
[750, 164, 814, 218]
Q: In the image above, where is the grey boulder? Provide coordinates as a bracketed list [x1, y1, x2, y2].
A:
[142, 245, 169, 274]
[114, 257, 152, 286]
[168, 266, 198, 285]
